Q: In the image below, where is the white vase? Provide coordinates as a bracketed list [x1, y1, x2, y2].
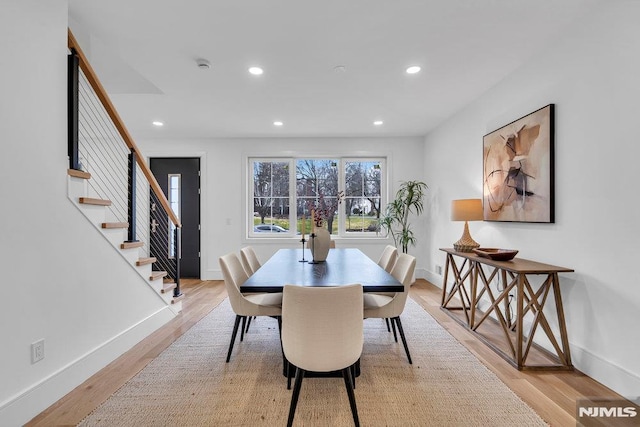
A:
[310, 227, 331, 262]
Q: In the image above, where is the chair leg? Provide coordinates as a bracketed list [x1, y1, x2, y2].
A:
[287, 362, 294, 390]
[245, 316, 253, 333]
[226, 315, 242, 363]
[385, 318, 391, 332]
[277, 316, 290, 386]
[393, 317, 412, 364]
[390, 318, 398, 342]
[350, 362, 356, 389]
[240, 316, 247, 341]
[342, 367, 360, 427]
[287, 368, 305, 427]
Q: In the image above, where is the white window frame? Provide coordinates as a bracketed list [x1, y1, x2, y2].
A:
[247, 156, 387, 239]
[339, 157, 386, 237]
[248, 158, 296, 238]
[168, 173, 181, 258]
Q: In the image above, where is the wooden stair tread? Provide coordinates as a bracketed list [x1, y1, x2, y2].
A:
[161, 282, 177, 293]
[120, 241, 144, 249]
[79, 197, 111, 206]
[102, 222, 128, 229]
[67, 168, 91, 179]
[171, 294, 185, 304]
[136, 257, 157, 266]
[150, 271, 167, 281]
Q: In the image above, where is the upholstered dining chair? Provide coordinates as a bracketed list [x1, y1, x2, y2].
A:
[282, 284, 363, 427]
[377, 245, 398, 273]
[219, 252, 282, 362]
[363, 253, 416, 364]
[240, 246, 261, 275]
[239, 246, 262, 333]
[374, 245, 399, 333]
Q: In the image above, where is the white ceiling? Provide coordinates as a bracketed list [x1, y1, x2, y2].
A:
[68, 0, 607, 140]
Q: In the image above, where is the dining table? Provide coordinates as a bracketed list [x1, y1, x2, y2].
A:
[240, 247, 404, 293]
[240, 247, 403, 379]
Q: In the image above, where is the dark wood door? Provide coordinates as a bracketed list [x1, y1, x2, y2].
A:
[150, 157, 201, 278]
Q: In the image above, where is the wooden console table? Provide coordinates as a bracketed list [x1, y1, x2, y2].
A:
[440, 248, 574, 371]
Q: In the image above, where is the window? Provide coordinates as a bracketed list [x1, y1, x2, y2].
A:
[249, 157, 385, 237]
[296, 159, 339, 234]
[344, 160, 382, 233]
[252, 160, 290, 233]
[168, 174, 180, 257]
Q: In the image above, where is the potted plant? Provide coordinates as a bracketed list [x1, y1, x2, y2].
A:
[380, 180, 428, 253]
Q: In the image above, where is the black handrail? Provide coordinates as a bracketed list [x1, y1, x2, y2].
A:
[68, 50, 80, 171]
[127, 151, 138, 243]
[174, 228, 182, 296]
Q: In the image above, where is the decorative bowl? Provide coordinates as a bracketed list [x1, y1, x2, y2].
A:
[472, 248, 519, 261]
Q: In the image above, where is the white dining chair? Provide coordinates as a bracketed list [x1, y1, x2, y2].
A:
[363, 253, 416, 364]
[239, 246, 263, 332]
[219, 252, 282, 362]
[282, 284, 363, 427]
[377, 245, 398, 273]
[374, 245, 399, 332]
[240, 246, 261, 275]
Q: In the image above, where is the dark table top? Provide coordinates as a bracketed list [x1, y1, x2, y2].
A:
[240, 248, 404, 293]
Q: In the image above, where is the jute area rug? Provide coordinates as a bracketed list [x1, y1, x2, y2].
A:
[79, 298, 548, 426]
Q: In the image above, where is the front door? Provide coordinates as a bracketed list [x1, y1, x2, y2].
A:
[150, 157, 201, 278]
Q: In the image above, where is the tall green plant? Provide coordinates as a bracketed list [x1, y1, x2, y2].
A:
[381, 180, 428, 253]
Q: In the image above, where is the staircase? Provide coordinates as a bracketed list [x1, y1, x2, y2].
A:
[68, 169, 184, 312]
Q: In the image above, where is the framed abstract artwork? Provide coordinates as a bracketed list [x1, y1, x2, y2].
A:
[483, 104, 554, 223]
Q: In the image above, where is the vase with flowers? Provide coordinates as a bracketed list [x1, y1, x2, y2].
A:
[307, 191, 343, 262]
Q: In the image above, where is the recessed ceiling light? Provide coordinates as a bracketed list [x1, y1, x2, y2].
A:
[406, 66, 421, 74]
[196, 58, 211, 69]
[333, 65, 346, 73]
[152, 121, 164, 127]
[249, 67, 264, 75]
[373, 120, 384, 126]
[273, 121, 284, 126]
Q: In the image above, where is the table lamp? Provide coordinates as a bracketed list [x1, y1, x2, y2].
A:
[451, 199, 483, 252]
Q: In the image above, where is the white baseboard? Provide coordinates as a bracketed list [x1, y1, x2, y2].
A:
[571, 344, 640, 403]
[419, 268, 442, 287]
[203, 269, 222, 281]
[0, 307, 175, 426]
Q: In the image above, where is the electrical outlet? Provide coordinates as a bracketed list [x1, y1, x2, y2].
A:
[31, 339, 45, 364]
[435, 265, 442, 275]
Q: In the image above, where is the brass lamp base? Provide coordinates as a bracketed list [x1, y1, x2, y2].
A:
[453, 221, 480, 252]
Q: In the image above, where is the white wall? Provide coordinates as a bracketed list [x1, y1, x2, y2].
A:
[0, 2, 175, 425]
[138, 137, 426, 279]
[423, 1, 640, 400]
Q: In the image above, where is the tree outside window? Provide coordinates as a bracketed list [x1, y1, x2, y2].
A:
[296, 159, 339, 233]
[249, 157, 385, 237]
[344, 161, 381, 233]
[253, 161, 290, 232]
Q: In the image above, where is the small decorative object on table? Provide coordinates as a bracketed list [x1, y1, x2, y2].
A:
[308, 210, 331, 263]
[307, 192, 343, 263]
[299, 214, 307, 263]
[472, 248, 519, 261]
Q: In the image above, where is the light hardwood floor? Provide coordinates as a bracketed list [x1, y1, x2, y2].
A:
[27, 279, 624, 426]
